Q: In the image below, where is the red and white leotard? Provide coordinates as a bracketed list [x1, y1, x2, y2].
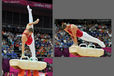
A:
[22, 29, 33, 45]
[67, 24, 83, 37]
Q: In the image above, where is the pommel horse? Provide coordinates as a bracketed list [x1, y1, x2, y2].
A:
[10, 57, 47, 76]
[69, 44, 104, 57]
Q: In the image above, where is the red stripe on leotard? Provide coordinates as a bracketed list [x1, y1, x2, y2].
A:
[67, 24, 83, 37]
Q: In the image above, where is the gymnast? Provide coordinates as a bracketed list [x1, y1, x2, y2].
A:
[60, 22, 106, 48]
[21, 19, 39, 58]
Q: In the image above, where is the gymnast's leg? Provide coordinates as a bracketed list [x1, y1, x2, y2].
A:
[28, 42, 36, 59]
[79, 31, 106, 47]
[27, 5, 33, 24]
[27, 5, 36, 59]
[75, 29, 105, 47]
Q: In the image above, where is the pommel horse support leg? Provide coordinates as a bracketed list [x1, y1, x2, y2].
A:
[69, 46, 104, 57]
[18, 69, 25, 76]
[9, 59, 47, 76]
[18, 69, 39, 76]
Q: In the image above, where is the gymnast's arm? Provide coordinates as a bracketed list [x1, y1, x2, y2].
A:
[21, 35, 27, 57]
[71, 25, 78, 45]
[64, 26, 73, 36]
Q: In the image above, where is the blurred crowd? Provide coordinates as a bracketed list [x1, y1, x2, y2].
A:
[2, 30, 53, 58]
[39, 58, 53, 73]
[54, 24, 112, 48]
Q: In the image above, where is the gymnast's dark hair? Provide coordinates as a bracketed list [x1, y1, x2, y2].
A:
[59, 23, 67, 30]
[28, 28, 34, 33]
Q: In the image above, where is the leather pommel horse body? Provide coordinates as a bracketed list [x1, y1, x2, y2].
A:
[10, 59, 47, 76]
[69, 46, 104, 57]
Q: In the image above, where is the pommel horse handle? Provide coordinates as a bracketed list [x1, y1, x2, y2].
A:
[20, 56, 29, 60]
